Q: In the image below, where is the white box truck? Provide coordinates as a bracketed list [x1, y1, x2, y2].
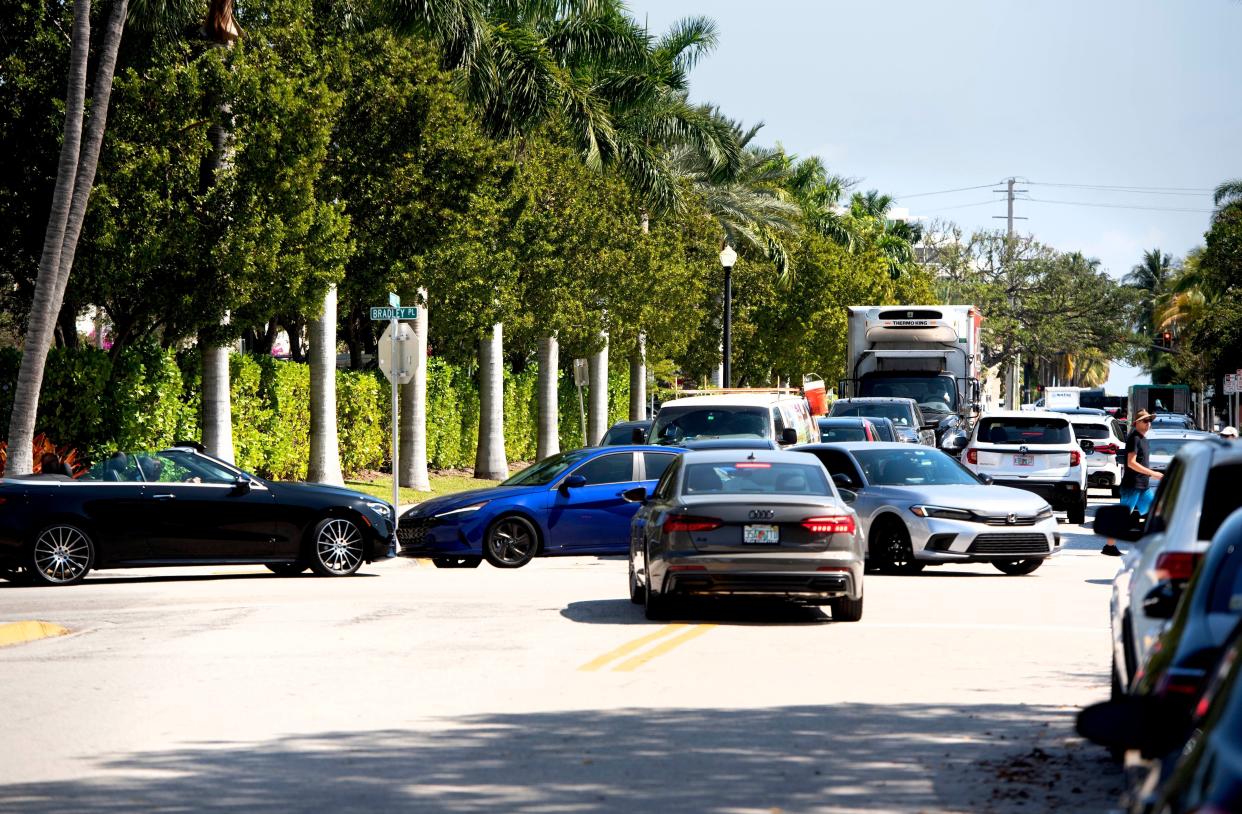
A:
[842, 305, 984, 432]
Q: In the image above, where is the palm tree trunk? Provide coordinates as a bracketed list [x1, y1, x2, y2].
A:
[474, 323, 507, 480]
[308, 284, 343, 485]
[201, 329, 235, 463]
[399, 289, 430, 491]
[587, 333, 608, 446]
[5, 0, 91, 475]
[628, 333, 646, 420]
[536, 335, 559, 460]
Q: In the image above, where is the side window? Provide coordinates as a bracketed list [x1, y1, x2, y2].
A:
[1198, 464, 1242, 541]
[771, 407, 787, 435]
[642, 452, 676, 482]
[1208, 543, 1242, 614]
[571, 453, 635, 486]
[809, 449, 862, 488]
[653, 459, 681, 500]
[1148, 459, 1185, 532]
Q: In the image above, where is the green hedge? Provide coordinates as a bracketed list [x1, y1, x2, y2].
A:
[0, 346, 630, 478]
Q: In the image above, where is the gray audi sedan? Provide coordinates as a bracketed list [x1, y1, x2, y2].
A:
[624, 450, 865, 621]
[795, 443, 1060, 576]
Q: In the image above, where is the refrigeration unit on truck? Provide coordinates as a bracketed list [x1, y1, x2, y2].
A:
[1128, 383, 1191, 423]
[841, 305, 984, 434]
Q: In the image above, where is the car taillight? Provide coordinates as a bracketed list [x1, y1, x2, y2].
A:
[1155, 671, 1203, 700]
[1094, 443, 1118, 455]
[1069, 450, 1081, 467]
[802, 515, 856, 534]
[965, 448, 978, 464]
[1154, 551, 1203, 582]
[663, 514, 723, 533]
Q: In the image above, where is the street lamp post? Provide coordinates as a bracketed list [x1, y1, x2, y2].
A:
[720, 244, 737, 388]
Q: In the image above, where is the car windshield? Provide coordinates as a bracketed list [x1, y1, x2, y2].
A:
[831, 403, 915, 426]
[858, 377, 957, 414]
[818, 424, 868, 442]
[681, 461, 831, 496]
[853, 448, 980, 486]
[501, 449, 593, 486]
[602, 424, 644, 445]
[83, 451, 241, 483]
[650, 406, 769, 444]
[977, 417, 1071, 445]
[1071, 423, 1111, 440]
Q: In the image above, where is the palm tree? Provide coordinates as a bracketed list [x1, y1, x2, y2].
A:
[1124, 248, 1175, 337]
[1215, 178, 1242, 213]
[5, 0, 133, 474]
[307, 284, 344, 485]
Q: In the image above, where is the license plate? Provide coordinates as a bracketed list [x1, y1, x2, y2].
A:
[1013, 455, 1034, 466]
[743, 524, 779, 544]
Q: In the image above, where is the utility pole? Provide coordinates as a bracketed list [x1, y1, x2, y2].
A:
[993, 178, 1028, 409]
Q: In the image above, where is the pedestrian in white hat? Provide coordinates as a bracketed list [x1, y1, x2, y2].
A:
[1221, 426, 1238, 439]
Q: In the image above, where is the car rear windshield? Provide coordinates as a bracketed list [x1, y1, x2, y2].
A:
[1149, 438, 1198, 457]
[682, 462, 831, 496]
[852, 448, 979, 486]
[977, 417, 1071, 445]
[650, 406, 769, 444]
[1071, 423, 1111, 440]
[819, 425, 868, 442]
[831, 402, 915, 426]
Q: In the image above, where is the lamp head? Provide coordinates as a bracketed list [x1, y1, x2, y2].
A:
[719, 244, 738, 269]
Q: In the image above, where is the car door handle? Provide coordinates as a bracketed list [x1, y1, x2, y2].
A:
[151, 493, 176, 500]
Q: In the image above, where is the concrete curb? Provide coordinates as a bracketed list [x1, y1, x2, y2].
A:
[0, 620, 70, 648]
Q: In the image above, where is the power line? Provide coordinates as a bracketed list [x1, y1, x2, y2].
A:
[896, 183, 999, 199]
[1024, 197, 1214, 214]
[1026, 181, 1213, 197]
[918, 198, 1005, 212]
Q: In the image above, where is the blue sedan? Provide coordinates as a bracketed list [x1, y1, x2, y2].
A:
[397, 445, 686, 568]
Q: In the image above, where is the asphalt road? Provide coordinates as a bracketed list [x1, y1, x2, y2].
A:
[0, 497, 1126, 813]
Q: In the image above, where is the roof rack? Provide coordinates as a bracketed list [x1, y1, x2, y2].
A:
[673, 387, 802, 396]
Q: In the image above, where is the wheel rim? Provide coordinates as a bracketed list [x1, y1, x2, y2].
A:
[880, 527, 912, 568]
[33, 526, 91, 583]
[489, 520, 534, 564]
[316, 519, 363, 574]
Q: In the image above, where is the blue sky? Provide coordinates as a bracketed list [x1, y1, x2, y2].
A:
[626, 0, 1242, 393]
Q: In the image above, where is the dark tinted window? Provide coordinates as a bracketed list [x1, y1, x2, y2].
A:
[869, 421, 896, 442]
[1199, 464, 1242, 541]
[572, 453, 634, 485]
[642, 452, 676, 482]
[804, 449, 863, 488]
[977, 417, 1071, 445]
[819, 426, 867, 442]
[601, 425, 635, 445]
[1208, 543, 1242, 615]
[831, 402, 915, 426]
[682, 462, 831, 496]
[650, 407, 769, 443]
[653, 459, 680, 500]
[1072, 423, 1111, 440]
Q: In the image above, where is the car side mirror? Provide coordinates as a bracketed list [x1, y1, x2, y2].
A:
[781, 427, 798, 445]
[560, 474, 588, 491]
[1142, 580, 1183, 620]
[976, 472, 993, 485]
[1076, 698, 1188, 757]
[1079, 439, 1096, 454]
[621, 486, 647, 503]
[838, 488, 857, 505]
[831, 472, 854, 489]
[233, 475, 252, 495]
[630, 427, 647, 444]
[941, 432, 968, 453]
[1094, 504, 1143, 542]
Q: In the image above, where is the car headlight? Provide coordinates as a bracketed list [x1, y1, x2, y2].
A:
[364, 501, 393, 519]
[1034, 506, 1055, 521]
[433, 501, 488, 519]
[910, 505, 974, 521]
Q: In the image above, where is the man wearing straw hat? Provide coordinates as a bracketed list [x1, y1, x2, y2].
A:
[1102, 409, 1163, 556]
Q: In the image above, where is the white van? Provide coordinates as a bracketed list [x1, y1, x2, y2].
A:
[648, 392, 819, 447]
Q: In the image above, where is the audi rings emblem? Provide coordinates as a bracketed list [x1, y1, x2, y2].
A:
[748, 509, 775, 520]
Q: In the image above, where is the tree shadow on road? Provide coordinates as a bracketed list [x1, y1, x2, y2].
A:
[0, 702, 1122, 813]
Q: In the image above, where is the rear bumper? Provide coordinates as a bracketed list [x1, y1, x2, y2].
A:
[655, 553, 863, 602]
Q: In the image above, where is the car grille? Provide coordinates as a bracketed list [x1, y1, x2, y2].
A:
[977, 514, 1041, 526]
[967, 534, 1050, 555]
[397, 523, 429, 546]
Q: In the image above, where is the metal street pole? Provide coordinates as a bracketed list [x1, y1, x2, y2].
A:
[992, 178, 1028, 409]
[720, 245, 737, 389]
[391, 313, 399, 522]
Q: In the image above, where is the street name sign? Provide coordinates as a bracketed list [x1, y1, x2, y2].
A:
[370, 306, 419, 321]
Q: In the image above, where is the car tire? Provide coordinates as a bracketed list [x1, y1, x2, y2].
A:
[265, 562, 307, 576]
[831, 593, 864, 622]
[1068, 495, 1087, 525]
[629, 561, 644, 605]
[644, 556, 671, 621]
[431, 557, 481, 569]
[992, 558, 1044, 576]
[27, 523, 95, 586]
[871, 518, 924, 575]
[483, 516, 539, 569]
[308, 517, 365, 577]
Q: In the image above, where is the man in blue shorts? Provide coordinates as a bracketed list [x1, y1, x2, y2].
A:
[1102, 410, 1163, 556]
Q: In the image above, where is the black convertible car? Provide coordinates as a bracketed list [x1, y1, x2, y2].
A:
[0, 445, 395, 585]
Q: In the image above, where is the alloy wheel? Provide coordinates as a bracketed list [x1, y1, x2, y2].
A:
[31, 525, 93, 585]
[485, 518, 537, 568]
[314, 518, 364, 576]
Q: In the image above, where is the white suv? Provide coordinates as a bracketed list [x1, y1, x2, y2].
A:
[1052, 408, 1126, 497]
[962, 410, 1089, 524]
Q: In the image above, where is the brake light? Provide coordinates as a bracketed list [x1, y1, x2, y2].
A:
[1094, 443, 1118, 455]
[802, 515, 856, 534]
[1155, 672, 1202, 699]
[1069, 450, 1081, 467]
[965, 448, 978, 465]
[734, 462, 771, 469]
[663, 514, 723, 533]
[1154, 551, 1202, 582]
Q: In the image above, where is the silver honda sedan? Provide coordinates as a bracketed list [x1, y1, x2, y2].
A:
[625, 450, 865, 621]
[794, 443, 1060, 576]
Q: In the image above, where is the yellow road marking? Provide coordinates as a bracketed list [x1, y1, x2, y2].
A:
[578, 624, 689, 672]
[612, 624, 714, 672]
[0, 620, 70, 648]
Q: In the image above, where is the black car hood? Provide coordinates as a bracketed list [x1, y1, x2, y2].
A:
[268, 481, 378, 504]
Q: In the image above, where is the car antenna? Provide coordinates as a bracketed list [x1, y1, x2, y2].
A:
[747, 451, 756, 461]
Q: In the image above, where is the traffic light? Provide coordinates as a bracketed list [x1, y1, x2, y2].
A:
[1163, 331, 1172, 348]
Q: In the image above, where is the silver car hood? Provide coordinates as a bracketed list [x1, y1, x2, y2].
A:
[862, 484, 1051, 512]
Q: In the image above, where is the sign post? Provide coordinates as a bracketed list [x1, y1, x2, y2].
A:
[374, 296, 418, 530]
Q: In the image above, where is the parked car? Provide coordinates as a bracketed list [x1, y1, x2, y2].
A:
[961, 410, 1090, 524]
[1150, 413, 1198, 431]
[1052, 409, 1127, 497]
[1096, 437, 1242, 696]
[0, 446, 394, 585]
[816, 417, 880, 443]
[397, 445, 684, 568]
[625, 450, 864, 621]
[795, 442, 1058, 575]
[1147, 428, 1216, 473]
[600, 420, 652, 446]
[829, 397, 933, 445]
[647, 393, 818, 448]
